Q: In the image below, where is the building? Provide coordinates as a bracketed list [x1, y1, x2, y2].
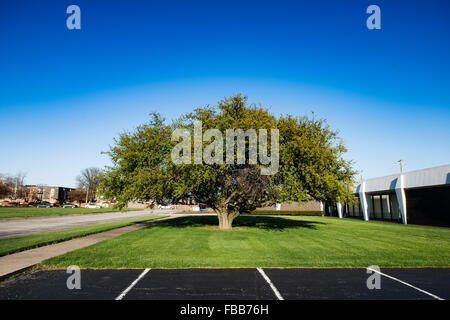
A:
[21, 185, 74, 204]
[329, 164, 450, 227]
[257, 200, 322, 212]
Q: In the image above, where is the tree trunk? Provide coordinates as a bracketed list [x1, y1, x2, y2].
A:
[216, 210, 238, 230]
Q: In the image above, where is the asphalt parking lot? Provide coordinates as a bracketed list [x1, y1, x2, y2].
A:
[0, 268, 449, 300]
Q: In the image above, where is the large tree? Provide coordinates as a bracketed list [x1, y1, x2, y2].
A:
[101, 94, 356, 229]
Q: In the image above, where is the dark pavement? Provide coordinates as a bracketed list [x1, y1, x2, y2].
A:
[0, 268, 448, 300]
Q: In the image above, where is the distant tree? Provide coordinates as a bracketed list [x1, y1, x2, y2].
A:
[100, 94, 357, 229]
[0, 172, 26, 199]
[76, 167, 101, 203]
[0, 175, 12, 198]
[13, 172, 26, 198]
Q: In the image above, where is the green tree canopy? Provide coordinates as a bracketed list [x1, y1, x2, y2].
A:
[100, 94, 357, 229]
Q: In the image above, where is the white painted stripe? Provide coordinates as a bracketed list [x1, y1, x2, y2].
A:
[257, 268, 284, 300]
[115, 268, 151, 300]
[367, 267, 444, 300]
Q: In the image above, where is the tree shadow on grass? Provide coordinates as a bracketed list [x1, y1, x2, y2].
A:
[156, 215, 326, 231]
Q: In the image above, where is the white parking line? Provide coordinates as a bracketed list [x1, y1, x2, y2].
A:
[115, 268, 151, 300]
[257, 268, 284, 300]
[367, 267, 444, 300]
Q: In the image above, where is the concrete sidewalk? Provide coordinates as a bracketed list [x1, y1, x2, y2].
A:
[0, 209, 179, 239]
[0, 215, 180, 279]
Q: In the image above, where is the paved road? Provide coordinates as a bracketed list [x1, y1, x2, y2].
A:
[0, 209, 179, 239]
[0, 268, 449, 300]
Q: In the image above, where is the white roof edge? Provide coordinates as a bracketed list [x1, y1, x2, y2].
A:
[354, 163, 450, 193]
[364, 163, 450, 181]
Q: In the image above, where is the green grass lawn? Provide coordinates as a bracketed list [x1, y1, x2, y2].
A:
[0, 215, 167, 257]
[42, 215, 450, 268]
[0, 207, 143, 219]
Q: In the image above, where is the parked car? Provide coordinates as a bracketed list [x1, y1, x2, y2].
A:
[0, 200, 12, 207]
[158, 205, 175, 209]
[36, 202, 51, 208]
[85, 204, 102, 209]
[62, 203, 78, 208]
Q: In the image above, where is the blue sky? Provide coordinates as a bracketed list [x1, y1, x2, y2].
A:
[1, 0, 449, 187]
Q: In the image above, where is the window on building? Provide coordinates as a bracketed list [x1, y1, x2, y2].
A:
[381, 194, 390, 219]
[389, 193, 401, 220]
[373, 195, 383, 219]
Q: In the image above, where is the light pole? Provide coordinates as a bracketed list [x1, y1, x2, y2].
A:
[398, 159, 403, 174]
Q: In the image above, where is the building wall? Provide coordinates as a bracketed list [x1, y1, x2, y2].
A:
[405, 185, 450, 227]
[350, 164, 450, 227]
[257, 200, 322, 211]
[20, 186, 73, 203]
